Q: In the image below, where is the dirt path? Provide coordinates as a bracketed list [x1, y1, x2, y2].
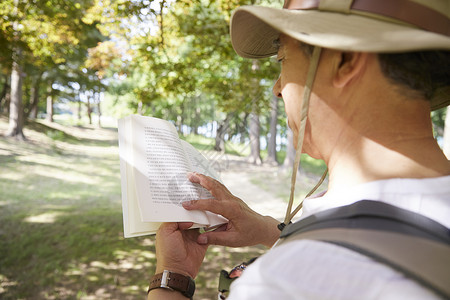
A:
[201, 153, 289, 222]
[222, 163, 286, 221]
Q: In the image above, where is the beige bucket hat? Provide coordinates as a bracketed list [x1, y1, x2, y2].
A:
[230, 0, 450, 110]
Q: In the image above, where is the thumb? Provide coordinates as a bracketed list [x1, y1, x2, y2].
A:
[178, 222, 194, 230]
[158, 222, 178, 233]
[197, 231, 238, 247]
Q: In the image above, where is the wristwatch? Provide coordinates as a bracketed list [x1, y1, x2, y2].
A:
[148, 270, 195, 299]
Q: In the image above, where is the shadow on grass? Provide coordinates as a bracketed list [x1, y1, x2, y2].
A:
[0, 205, 155, 299]
[24, 119, 117, 148]
[0, 202, 266, 299]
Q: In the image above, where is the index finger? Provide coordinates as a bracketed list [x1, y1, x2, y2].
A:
[187, 172, 231, 199]
[182, 198, 235, 219]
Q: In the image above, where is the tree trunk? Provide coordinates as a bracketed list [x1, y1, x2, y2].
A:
[247, 60, 263, 165]
[443, 106, 450, 159]
[177, 102, 184, 135]
[96, 91, 102, 128]
[193, 107, 201, 135]
[248, 111, 262, 165]
[2, 85, 11, 115]
[214, 113, 232, 152]
[282, 126, 296, 169]
[46, 84, 53, 123]
[137, 100, 143, 115]
[77, 95, 82, 121]
[159, 0, 166, 46]
[239, 113, 248, 144]
[266, 93, 279, 165]
[27, 73, 42, 120]
[86, 96, 92, 125]
[6, 59, 25, 139]
[0, 74, 10, 113]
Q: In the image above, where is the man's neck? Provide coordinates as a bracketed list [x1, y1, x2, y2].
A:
[326, 131, 450, 193]
[307, 52, 450, 193]
[322, 90, 449, 192]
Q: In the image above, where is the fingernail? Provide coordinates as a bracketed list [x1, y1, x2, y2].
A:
[198, 235, 207, 244]
[187, 172, 199, 183]
[182, 201, 192, 208]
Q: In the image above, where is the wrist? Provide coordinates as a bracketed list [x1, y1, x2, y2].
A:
[262, 216, 281, 247]
[156, 265, 194, 278]
[147, 287, 189, 300]
[148, 270, 195, 299]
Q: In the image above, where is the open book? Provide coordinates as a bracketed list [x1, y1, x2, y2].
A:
[118, 115, 227, 238]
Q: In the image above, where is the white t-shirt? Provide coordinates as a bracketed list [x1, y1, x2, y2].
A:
[228, 176, 450, 300]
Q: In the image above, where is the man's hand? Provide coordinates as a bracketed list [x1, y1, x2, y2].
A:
[183, 172, 280, 248]
[155, 222, 208, 279]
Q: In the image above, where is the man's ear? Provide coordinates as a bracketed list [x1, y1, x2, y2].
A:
[333, 52, 368, 88]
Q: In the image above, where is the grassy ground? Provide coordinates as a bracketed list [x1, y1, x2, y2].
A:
[0, 116, 267, 300]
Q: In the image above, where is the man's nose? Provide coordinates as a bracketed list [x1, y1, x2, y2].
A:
[273, 76, 282, 98]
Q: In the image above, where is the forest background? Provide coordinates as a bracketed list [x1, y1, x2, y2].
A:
[1, 0, 449, 299]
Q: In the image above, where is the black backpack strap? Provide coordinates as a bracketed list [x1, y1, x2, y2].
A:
[280, 200, 450, 243]
[277, 200, 450, 299]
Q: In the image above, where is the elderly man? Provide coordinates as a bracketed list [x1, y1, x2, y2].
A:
[147, 0, 450, 299]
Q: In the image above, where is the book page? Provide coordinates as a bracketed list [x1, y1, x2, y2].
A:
[130, 115, 210, 224]
[181, 140, 221, 180]
[119, 117, 161, 237]
[126, 168, 161, 237]
[181, 140, 228, 226]
[181, 140, 217, 199]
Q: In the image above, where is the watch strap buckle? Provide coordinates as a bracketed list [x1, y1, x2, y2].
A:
[148, 270, 195, 299]
[160, 270, 172, 290]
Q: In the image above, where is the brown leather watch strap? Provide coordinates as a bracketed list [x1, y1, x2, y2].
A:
[148, 270, 195, 299]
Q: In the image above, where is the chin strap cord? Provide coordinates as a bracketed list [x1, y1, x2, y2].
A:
[281, 46, 326, 229]
[288, 168, 328, 221]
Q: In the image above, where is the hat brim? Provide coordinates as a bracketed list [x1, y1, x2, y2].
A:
[231, 6, 450, 57]
[230, 5, 450, 110]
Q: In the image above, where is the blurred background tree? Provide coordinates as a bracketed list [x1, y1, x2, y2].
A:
[0, 0, 447, 159]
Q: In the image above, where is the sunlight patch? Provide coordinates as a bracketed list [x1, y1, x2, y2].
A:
[0, 148, 12, 156]
[90, 261, 109, 269]
[123, 285, 140, 292]
[138, 251, 155, 259]
[0, 274, 18, 293]
[0, 172, 24, 181]
[24, 211, 65, 223]
[87, 275, 99, 281]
